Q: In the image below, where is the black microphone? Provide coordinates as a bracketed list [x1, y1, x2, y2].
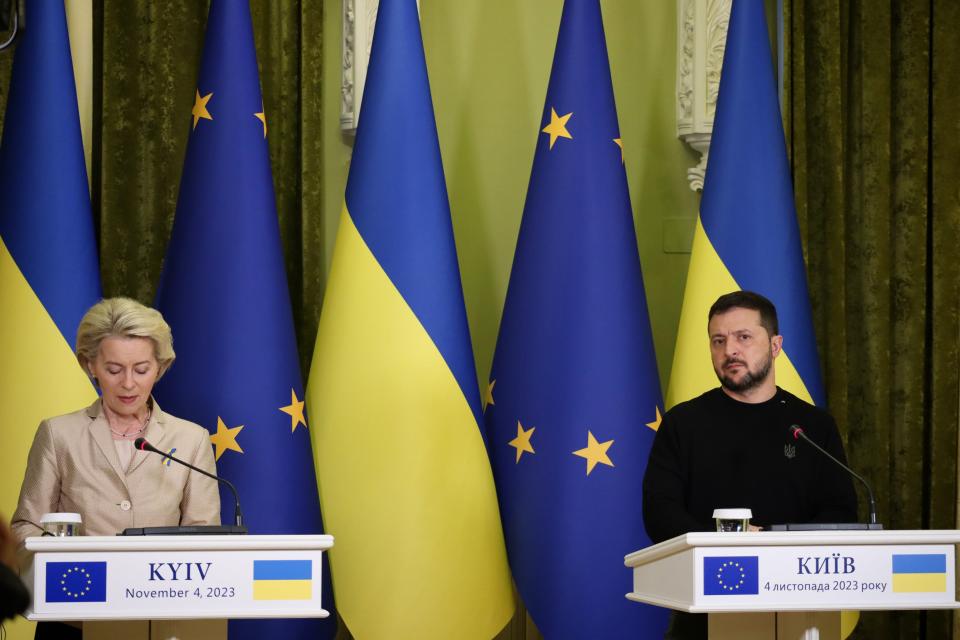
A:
[135, 437, 244, 528]
[789, 425, 879, 527]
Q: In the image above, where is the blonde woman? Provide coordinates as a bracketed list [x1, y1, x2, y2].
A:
[12, 298, 220, 543]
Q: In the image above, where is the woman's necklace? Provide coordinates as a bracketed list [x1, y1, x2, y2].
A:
[109, 408, 152, 439]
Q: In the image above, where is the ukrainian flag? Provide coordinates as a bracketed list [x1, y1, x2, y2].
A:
[305, 1, 513, 637]
[152, 2, 334, 638]
[892, 554, 948, 593]
[666, 0, 824, 409]
[0, 0, 100, 523]
[666, 3, 857, 636]
[253, 560, 312, 600]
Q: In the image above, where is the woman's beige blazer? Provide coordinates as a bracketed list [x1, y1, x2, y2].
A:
[12, 398, 221, 544]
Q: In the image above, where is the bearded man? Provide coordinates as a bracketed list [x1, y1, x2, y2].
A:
[643, 290, 857, 543]
[642, 291, 858, 640]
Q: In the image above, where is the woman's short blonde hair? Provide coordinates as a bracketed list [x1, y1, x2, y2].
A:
[75, 297, 176, 377]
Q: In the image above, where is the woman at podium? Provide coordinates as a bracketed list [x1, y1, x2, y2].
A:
[10, 298, 221, 639]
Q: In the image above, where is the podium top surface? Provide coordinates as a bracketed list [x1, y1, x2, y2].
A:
[25, 533, 334, 553]
[625, 530, 960, 568]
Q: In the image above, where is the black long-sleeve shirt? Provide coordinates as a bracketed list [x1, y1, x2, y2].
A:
[643, 387, 858, 543]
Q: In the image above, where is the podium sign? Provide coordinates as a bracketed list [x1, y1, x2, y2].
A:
[626, 531, 960, 613]
[693, 543, 954, 610]
[24, 534, 333, 621]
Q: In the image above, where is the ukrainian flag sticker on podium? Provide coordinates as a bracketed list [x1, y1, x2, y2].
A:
[892, 554, 947, 593]
[252, 560, 313, 600]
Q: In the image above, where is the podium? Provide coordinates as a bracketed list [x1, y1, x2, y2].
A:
[625, 530, 960, 640]
[23, 534, 333, 640]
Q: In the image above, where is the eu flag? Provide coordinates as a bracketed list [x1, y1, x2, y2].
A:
[703, 556, 759, 595]
[153, 2, 334, 638]
[484, 1, 667, 637]
[0, 0, 100, 523]
[45, 562, 107, 603]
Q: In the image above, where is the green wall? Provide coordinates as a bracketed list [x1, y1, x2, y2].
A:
[321, 0, 700, 392]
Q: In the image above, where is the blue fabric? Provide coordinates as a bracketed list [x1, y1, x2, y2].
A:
[0, 0, 100, 343]
[484, 1, 667, 637]
[153, 2, 334, 637]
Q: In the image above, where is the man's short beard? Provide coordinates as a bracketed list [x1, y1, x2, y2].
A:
[718, 353, 773, 393]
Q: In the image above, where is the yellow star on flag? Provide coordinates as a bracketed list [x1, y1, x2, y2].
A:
[254, 109, 267, 138]
[192, 90, 213, 130]
[509, 420, 535, 463]
[483, 379, 496, 412]
[572, 430, 614, 475]
[542, 107, 573, 150]
[280, 389, 307, 433]
[646, 406, 662, 432]
[210, 417, 243, 461]
[614, 138, 624, 163]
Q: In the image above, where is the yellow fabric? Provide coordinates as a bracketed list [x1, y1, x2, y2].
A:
[665, 217, 812, 408]
[65, 0, 93, 185]
[306, 208, 513, 639]
[0, 240, 96, 640]
[0, 238, 97, 517]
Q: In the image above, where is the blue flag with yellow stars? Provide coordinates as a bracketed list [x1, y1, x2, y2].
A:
[153, 2, 334, 639]
[484, 1, 668, 637]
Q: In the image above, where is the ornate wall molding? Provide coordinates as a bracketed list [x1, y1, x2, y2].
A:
[340, 0, 378, 132]
[341, 0, 420, 133]
[676, 0, 732, 191]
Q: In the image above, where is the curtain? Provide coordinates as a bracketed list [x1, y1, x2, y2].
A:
[786, 1, 960, 638]
[93, 1, 325, 372]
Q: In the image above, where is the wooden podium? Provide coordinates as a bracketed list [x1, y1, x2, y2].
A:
[625, 530, 960, 640]
[22, 534, 333, 640]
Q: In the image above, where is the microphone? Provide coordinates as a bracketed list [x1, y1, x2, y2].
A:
[789, 425, 879, 527]
[135, 437, 245, 529]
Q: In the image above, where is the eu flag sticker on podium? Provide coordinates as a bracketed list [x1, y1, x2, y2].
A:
[703, 557, 759, 595]
[45, 562, 107, 603]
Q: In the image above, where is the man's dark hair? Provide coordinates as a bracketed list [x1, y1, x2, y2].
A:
[708, 290, 779, 337]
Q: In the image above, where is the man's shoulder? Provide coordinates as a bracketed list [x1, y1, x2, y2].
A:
[662, 388, 726, 424]
[776, 388, 836, 426]
[667, 388, 724, 412]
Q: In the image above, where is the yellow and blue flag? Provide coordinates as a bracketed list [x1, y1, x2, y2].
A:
[0, 0, 100, 522]
[152, 2, 333, 638]
[305, 1, 514, 637]
[484, 1, 668, 637]
[253, 560, 313, 600]
[891, 554, 947, 593]
[666, 0, 824, 409]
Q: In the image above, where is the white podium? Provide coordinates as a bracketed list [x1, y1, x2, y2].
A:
[23, 534, 333, 640]
[625, 530, 960, 640]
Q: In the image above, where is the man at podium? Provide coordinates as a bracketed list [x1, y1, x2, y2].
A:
[642, 291, 857, 638]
